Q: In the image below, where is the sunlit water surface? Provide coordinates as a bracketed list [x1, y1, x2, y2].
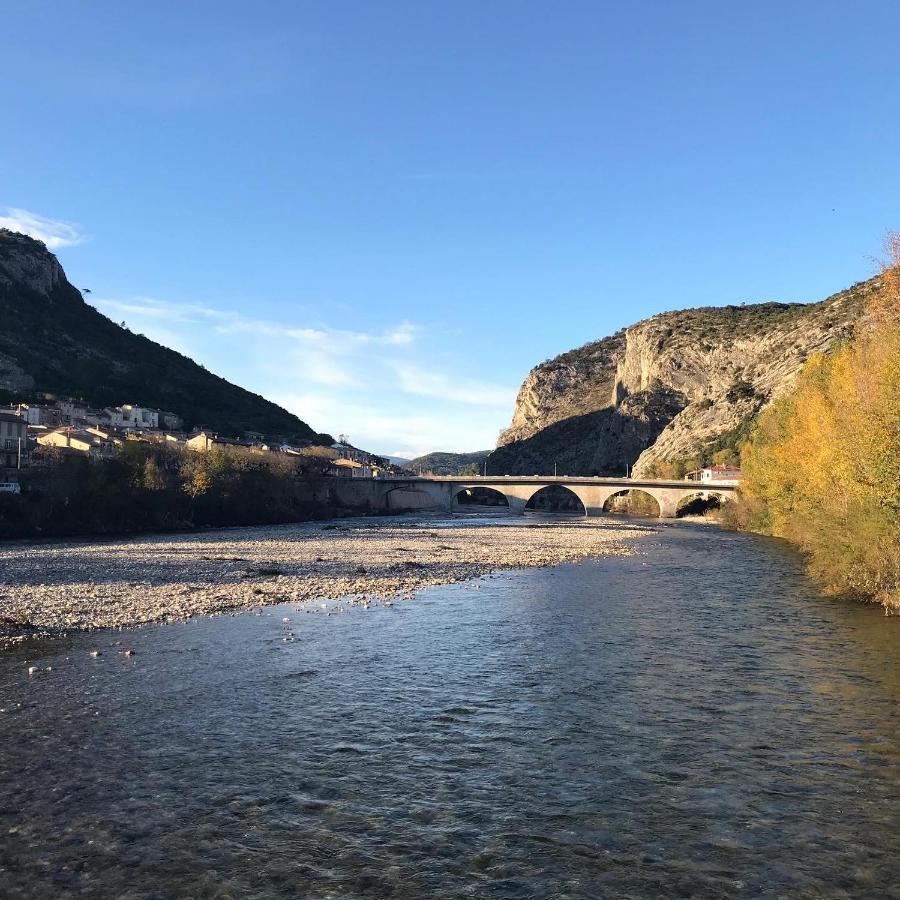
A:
[1, 521, 899, 898]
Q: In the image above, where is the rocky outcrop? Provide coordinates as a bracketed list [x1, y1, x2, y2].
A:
[491, 278, 879, 476]
[0, 232, 66, 296]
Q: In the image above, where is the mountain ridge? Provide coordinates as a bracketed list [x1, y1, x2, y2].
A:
[406, 450, 490, 475]
[490, 277, 878, 476]
[0, 229, 321, 441]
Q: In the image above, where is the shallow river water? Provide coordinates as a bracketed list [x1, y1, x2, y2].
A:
[1, 521, 899, 898]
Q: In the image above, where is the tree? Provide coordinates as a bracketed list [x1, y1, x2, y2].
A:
[739, 243, 900, 608]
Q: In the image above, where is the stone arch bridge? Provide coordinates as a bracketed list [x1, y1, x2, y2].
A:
[326, 475, 736, 519]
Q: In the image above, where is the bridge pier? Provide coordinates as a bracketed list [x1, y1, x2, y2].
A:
[505, 495, 528, 516]
[568, 486, 616, 517]
[652, 490, 684, 519]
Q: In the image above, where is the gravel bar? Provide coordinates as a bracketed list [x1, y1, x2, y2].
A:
[0, 515, 651, 639]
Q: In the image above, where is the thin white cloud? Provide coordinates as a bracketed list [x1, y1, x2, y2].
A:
[275, 392, 500, 459]
[89, 294, 510, 455]
[94, 297, 191, 321]
[92, 296, 413, 353]
[390, 361, 515, 407]
[289, 352, 359, 388]
[384, 322, 417, 344]
[0, 208, 84, 249]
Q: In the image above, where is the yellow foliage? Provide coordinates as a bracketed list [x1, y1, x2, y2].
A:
[739, 287, 900, 608]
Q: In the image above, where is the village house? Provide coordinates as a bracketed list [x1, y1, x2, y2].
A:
[694, 464, 742, 484]
[328, 457, 381, 478]
[37, 428, 117, 458]
[9, 398, 183, 437]
[0, 412, 28, 469]
[15, 404, 63, 428]
[185, 431, 255, 453]
[84, 425, 128, 446]
[331, 438, 374, 465]
[104, 405, 160, 429]
[83, 408, 112, 426]
[57, 399, 89, 425]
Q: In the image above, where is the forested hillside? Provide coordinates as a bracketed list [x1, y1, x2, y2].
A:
[406, 450, 490, 475]
[0, 229, 320, 440]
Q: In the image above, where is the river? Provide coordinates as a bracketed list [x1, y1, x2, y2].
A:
[1, 520, 898, 898]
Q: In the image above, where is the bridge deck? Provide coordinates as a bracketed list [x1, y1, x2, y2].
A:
[378, 475, 737, 491]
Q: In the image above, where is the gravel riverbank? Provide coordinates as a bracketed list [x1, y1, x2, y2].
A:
[0, 515, 652, 640]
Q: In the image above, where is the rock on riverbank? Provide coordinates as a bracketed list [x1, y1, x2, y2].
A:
[0, 516, 651, 639]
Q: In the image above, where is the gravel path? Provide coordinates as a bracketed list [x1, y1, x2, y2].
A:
[0, 515, 651, 638]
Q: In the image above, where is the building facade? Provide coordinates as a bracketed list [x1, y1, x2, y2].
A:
[0, 412, 27, 469]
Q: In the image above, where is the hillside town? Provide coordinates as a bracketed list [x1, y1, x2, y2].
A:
[0, 396, 747, 493]
[0, 397, 403, 489]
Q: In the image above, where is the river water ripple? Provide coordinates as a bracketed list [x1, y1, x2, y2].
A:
[1, 521, 899, 898]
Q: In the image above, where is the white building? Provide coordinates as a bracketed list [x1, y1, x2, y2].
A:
[105, 405, 160, 429]
[700, 465, 742, 485]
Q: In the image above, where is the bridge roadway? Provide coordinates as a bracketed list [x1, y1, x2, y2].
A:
[368, 475, 737, 519]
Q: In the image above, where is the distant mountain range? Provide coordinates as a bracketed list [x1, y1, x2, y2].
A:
[405, 450, 490, 475]
[0, 230, 324, 441]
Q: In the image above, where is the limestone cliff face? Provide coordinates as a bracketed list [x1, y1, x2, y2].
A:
[491, 278, 878, 476]
[0, 230, 66, 296]
[499, 332, 626, 448]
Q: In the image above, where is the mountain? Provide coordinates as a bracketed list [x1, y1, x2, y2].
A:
[0, 230, 321, 441]
[406, 450, 490, 475]
[490, 277, 879, 477]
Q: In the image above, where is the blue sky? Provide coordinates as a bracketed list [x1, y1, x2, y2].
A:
[3, 1, 899, 457]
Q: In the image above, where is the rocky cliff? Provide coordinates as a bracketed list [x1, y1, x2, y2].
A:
[0, 229, 319, 440]
[491, 277, 879, 477]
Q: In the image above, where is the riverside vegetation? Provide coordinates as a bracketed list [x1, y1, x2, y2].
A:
[650, 237, 900, 609]
[0, 444, 341, 538]
[734, 239, 900, 610]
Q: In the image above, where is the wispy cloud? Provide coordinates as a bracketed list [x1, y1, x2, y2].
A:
[275, 392, 502, 459]
[90, 294, 512, 456]
[0, 208, 84, 249]
[390, 361, 515, 407]
[93, 297, 414, 354]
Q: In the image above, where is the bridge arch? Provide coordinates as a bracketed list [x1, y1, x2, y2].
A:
[675, 490, 731, 518]
[525, 483, 587, 515]
[602, 488, 662, 518]
[451, 485, 511, 512]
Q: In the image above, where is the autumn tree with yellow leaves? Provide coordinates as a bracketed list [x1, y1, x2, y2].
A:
[738, 234, 900, 609]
